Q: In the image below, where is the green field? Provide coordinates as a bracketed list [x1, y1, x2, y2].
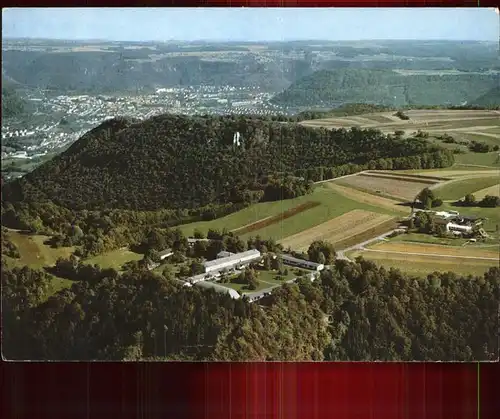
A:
[221, 267, 306, 294]
[434, 176, 500, 200]
[454, 152, 500, 167]
[180, 185, 399, 241]
[3, 230, 76, 298]
[85, 248, 143, 271]
[389, 232, 469, 247]
[346, 250, 495, 278]
[4, 230, 75, 268]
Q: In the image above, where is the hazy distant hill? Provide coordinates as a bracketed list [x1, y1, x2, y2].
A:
[271, 69, 498, 107]
[1, 50, 300, 93]
[470, 86, 500, 107]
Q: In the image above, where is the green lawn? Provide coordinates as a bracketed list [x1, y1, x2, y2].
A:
[346, 250, 495, 278]
[5, 230, 75, 269]
[221, 267, 308, 294]
[389, 231, 499, 249]
[85, 248, 143, 271]
[389, 232, 469, 246]
[180, 185, 400, 241]
[433, 176, 500, 200]
[454, 152, 500, 167]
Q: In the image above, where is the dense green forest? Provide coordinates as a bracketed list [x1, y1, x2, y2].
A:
[272, 69, 498, 107]
[2, 114, 453, 211]
[2, 258, 498, 361]
[1, 85, 25, 118]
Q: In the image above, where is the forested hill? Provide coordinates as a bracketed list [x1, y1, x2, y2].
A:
[2, 114, 454, 213]
[271, 69, 499, 107]
[1, 85, 25, 118]
[470, 87, 500, 107]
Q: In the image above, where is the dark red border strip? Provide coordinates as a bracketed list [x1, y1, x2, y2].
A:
[1, 1, 498, 7]
[2, 362, 499, 419]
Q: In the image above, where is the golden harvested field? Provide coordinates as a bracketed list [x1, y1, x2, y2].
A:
[400, 169, 499, 178]
[347, 250, 495, 277]
[300, 110, 500, 133]
[325, 182, 410, 214]
[279, 210, 394, 251]
[471, 184, 500, 200]
[368, 241, 499, 259]
[334, 173, 433, 201]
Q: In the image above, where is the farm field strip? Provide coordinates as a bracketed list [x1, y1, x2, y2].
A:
[231, 201, 320, 235]
[400, 169, 499, 178]
[346, 250, 494, 277]
[330, 218, 398, 251]
[469, 184, 500, 200]
[359, 172, 441, 185]
[279, 210, 394, 251]
[366, 171, 450, 181]
[432, 176, 500, 200]
[334, 174, 429, 201]
[324, 182, 410, 213]
[363, 248, 498, 261]
[368, 241, 499, 259]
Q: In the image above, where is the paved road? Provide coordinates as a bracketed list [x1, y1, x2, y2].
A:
[336, 228, 408, 262]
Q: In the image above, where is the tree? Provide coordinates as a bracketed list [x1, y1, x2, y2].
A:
[193, 229, 205, 239]
[416, 188, 436, 209]
[271, 255, 283, 271]
[189, 260, 205, 276]
[479, 195, 500, 208]
[317, 252, 326, 265]
[463, 194, 476, 207]
[431, 198, 443, 208]
[308, 241, 336, 264]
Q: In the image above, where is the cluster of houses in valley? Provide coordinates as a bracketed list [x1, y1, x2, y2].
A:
[412, 209, 487, 238]
[156, 243, 326, 302]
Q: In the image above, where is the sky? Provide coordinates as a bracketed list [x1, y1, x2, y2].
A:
[2, 8, 499, 42]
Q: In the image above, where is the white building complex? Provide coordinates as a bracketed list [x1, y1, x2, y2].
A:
[203, 249, 261, 274]
[281, 254, 324, 271]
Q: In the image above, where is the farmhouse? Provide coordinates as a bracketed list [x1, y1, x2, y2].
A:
[158, 249, 173, 260]
[203, 249, 262, 274]
[446, 222, 473, 234]
[194, 280, 241, 300]
[281, 254, 324, 271]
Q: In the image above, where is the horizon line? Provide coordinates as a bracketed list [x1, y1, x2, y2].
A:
[2, 37, 496, 43]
